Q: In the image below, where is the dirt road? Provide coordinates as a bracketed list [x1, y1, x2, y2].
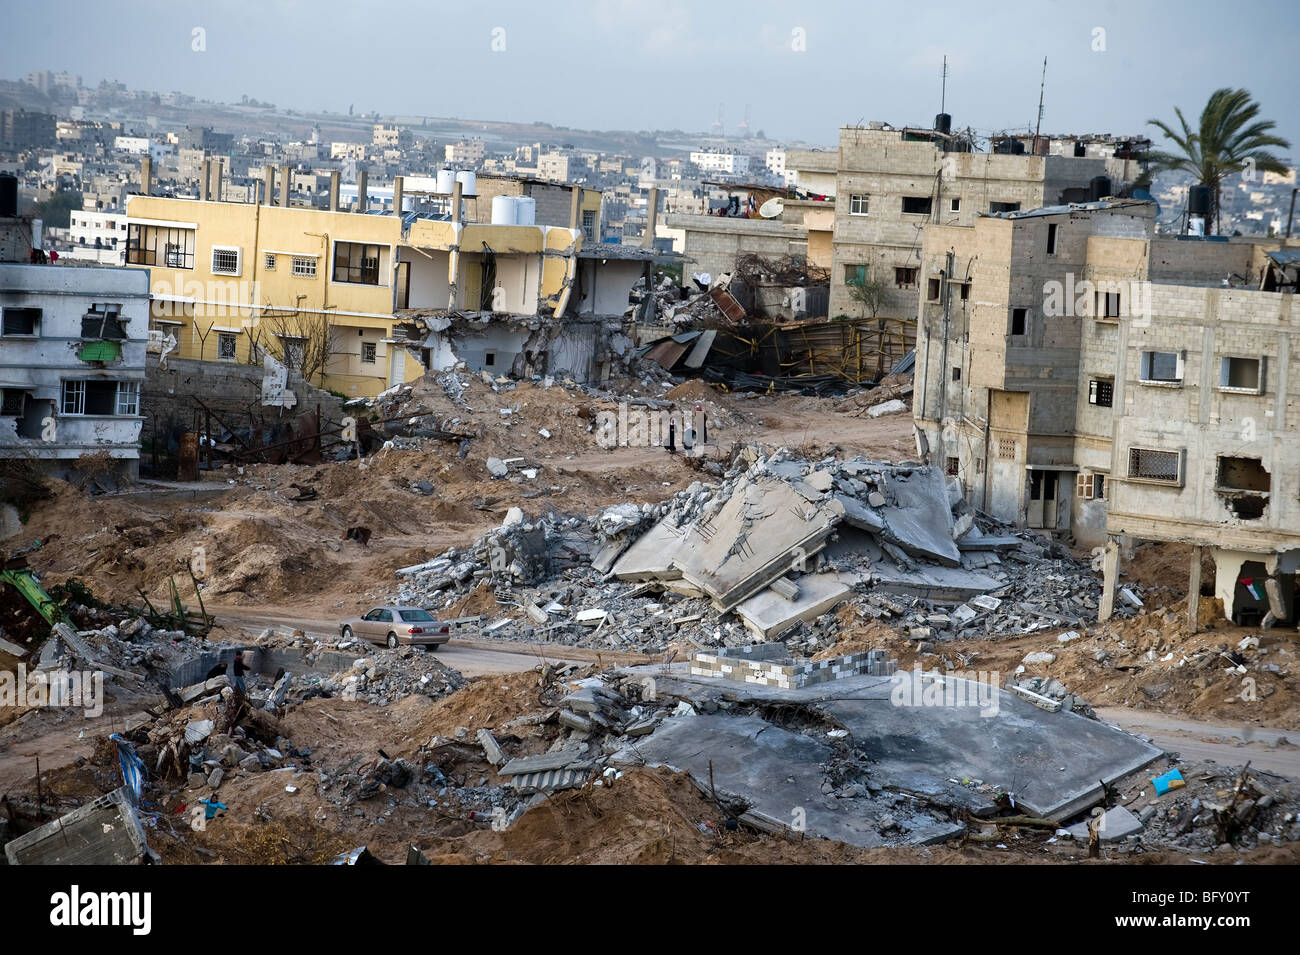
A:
[1097, 706, 1300, 779]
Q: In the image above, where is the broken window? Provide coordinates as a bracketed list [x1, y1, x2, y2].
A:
[1, 389, 26, 416]
[1140, 351, 1181, 383]
[1128, 447, 1181, 483]
[1088, 378, 1113, 407]
[1217, 456, 1270, 492]
[484, 351, 496, 368]
[361, 342, 377, 364]
[217, 332, 237, 361]
[1076, 472, 1107, 501]
[845, 265, 866, 286]
[849, 194, 869, 215]
[1220, 356, 1264, 392]
[894, 267, 918, 288]
[927, 278, 941, 301]
[959, 282, 970, 300]
[901, 196, 932, 215]
[1010, 307, 1028, 336]
[61, 379, 126, 415]
[989, 201, 1020, 214]
[82, 304, 127, 340]
[2, 307, 40, 336]
[1046, 223, 1058, 255]
[945, 456, 959, 476]
[333, 241, 381, 285]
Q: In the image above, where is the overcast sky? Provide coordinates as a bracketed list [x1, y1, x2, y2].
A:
[3, 0, 1296, 154]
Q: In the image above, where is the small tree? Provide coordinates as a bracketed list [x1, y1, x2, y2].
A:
[846, 265, 887, 320]
[261, 310, 337, 385]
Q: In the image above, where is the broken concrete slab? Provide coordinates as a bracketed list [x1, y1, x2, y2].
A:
[1067, 805, 1143, 842]
[610, 521, 688, 581]
[613, 713, 963, 847]
[871, 563, 1004, 602]
[735, 571, 855, 639]
[872, 468, 961, 567]
[5, 786, 154, 865]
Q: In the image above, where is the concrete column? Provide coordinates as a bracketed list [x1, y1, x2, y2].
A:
[392, 176, 404, 216]
[210, 159, 222, 202]
[140, 157, 152, 197]
[642, 186, 659, 248]
[357, 167, 368, 213]
[279, 164, 291, 208]
[1098, 537, 1121, 622]
[199, 159, 211, 201]
[568, 186, 582, 231]
[263, 164, 276, 205]
[1188, 544, 1204, 632]
[328, 171, 340, 212]
[451, 180, 462, 223]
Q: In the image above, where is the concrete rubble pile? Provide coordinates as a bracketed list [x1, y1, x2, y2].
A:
[391, 446, 1139, 655]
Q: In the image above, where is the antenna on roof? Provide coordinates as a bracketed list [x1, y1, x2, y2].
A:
[1032, 57, 1047, 154]
[940, 55, 948, 114]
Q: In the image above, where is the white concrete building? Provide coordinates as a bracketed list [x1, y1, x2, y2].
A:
[690, 149, 751, 176]
[65, 209, 128, 263]
[1, 214, 149, 477]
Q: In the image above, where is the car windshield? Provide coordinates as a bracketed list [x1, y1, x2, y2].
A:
[398, 609, 436, 622]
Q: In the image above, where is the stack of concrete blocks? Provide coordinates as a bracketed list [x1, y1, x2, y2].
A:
[689, 643, 894, 689]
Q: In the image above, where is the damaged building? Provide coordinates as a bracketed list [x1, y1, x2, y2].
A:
[1, 178, 150, 477]
[911, 192, 1300, 626]
[124, 165, 667, 396]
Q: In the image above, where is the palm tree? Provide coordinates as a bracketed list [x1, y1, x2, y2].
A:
[1147, 88, 1291, 234]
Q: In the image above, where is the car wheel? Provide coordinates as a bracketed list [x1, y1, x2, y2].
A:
[425, 643, 439, 652]
[341, 626, 353, 641]
[387, 633, 398, 649]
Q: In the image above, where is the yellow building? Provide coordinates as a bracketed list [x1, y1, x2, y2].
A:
[124, 193, 585, 397]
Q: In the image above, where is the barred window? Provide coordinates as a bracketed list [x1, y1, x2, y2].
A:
[292, 256, 317, 277]
[1128, 447, 1180, 483]
[127, 224, 195, 269]
[211, 246, 241, 275]
[997, 438, 1017, 459]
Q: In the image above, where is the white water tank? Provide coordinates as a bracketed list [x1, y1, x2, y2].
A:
[491, 195, 518, 225]
[514, 195, 536, 226]
[435, 168, 456, 195]
[455, 171, 477, 196]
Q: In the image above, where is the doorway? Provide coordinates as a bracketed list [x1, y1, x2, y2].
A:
[1027, 470, 1059, 529]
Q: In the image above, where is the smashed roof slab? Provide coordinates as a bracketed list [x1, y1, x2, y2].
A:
[735, 571, 858, 639]
[619, 664, 1162, 825]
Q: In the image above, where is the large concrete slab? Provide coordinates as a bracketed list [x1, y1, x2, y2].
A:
[874, 467, 961, 566]
[871, 563, 1004, 602]
[735, 572, 857, 639]
[612, 713, 964, 847]
[610, 521, 688, 581]
[620, 663, 1162, 825]
[5, 786, 152, 865]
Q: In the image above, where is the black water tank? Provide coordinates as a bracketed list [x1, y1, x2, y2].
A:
[1089, 176, 1111, 201]
[0, 174, 16, 218]
[934, 113, 952, 135]
[1188, 185, 1211, 215]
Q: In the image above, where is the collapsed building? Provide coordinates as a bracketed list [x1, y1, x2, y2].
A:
[912, 196, 1300, 627]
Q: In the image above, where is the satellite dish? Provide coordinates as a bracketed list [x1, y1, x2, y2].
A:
[758, 197, 784, 218]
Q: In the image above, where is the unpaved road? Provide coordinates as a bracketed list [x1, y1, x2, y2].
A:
[1097, 707, 1300, 780]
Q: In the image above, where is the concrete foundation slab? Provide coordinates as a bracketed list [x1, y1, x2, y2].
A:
[735, 572, 856, 639]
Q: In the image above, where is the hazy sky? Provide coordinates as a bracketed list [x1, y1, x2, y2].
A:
[3, 0, 1296, 153]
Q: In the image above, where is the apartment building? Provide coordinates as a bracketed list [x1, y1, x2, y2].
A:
[62, 209, 128, 264]
[445, 139, 486, 166]
[372, 125, 413, 149]
[911, 196, 1299, 626]
[1, 190, 149, 477]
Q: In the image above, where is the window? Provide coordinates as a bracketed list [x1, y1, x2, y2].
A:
[292, 256, 317, 278]
[959, 282, 970, 301]
[945, 456, 959, 476]
[927, 278, 941, 301]
[61, 379, 134, 415]
[845, 265, 866, 286]
[1046, 223, 1058, 255]
[211, 246, 241, 276]
[997, 438, 1017, 459]
[989, 201, 1020, 214]
[280, 336, 304, 369]
[361, 341, 377, 364]
[2, 307, 40, 336]
[949, 197, 961, 213]
[1096, 290, 1121, 320]
[264, 252, 276, 270]
[1140, 351, 1182, 383]
[1220, 356, 1264, 393]
[82, 304, 126, 340]
[894, 267, 918, 288]
[1128, 447, 1181, 484]
[951, 366, 961, 381]
[2, 389, 25, 416]
[333, 241, 381, 284]
[1010, 307, 1028, 336]
[1088, 378, 1114, 407]
[484, 351, 496, 368]
[126, 224, 195, 269]
[849, 194, 869, 216]
[581, 209, 597, 242]
[1076, 472, 1107, 501]
[1216, 456, 1269, 519]
[217, 332, 237, 361]
[116, 381, 139, 415]
[901, 196, 932, 215]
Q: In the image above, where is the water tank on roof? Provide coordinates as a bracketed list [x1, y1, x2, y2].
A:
[934, 113, 952, 135]
[514, 195, 536, 226]
[435, 168, 456, 195]
[1188, 185, 1211, 215]
[0, 174, 16, 218]
[491, 195, 518, 225]
[1089, 176, 1111, 201]
[455, 171, 476, 196]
